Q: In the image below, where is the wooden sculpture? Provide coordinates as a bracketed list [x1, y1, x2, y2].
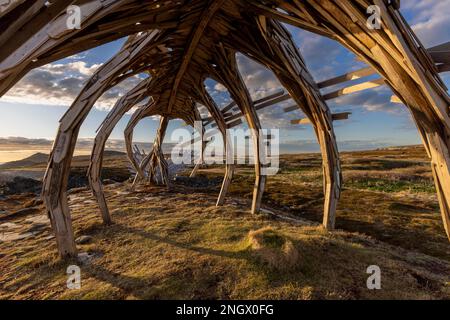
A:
[0, 0, 449, 258]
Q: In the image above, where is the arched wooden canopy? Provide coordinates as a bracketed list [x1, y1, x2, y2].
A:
[1, 0, 449, 258]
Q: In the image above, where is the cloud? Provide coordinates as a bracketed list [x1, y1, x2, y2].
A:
[331, 86, 399, 113]
[214, 83, 227, 92]
[236, 54, 300, 129]
[402, 0, 450, 47]
[0, 137, 52, 146]
[2, 61, 145, 110]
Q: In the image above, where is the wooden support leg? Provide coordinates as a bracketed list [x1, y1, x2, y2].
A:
[88, 79, 151, 223]
[195, 82, 235, 206]
[124, 104, 167, 188]
[43, 88, 121, 257]
[316, 126, 340, 229]
[229, 18, 341, 227]
[210, 47, 265, 214]
[252, 2, 450, 236]
[124, 106, 153, 180]
[42, 130, 78, 258]
[148, 116, 170, 186]
[217, 128, 235, 206]
[372, 45, 450, 240]
[132, 151, 152, 188]
[190, 122, 206, 178]
[190, 155, 203, 178]
[428, 134, 450, 239]
[281, 81, 341, 230]
[262, 21, 341, 229]
[41, 34, 161, 257]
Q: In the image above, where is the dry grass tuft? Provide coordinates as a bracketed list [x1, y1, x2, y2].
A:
[248, 227, 300, 271]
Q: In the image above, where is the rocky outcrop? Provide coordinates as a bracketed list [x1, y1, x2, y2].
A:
[0, 168, 131, 195]
[1, 176, 42, 195]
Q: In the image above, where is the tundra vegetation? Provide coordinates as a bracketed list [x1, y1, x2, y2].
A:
[0, 146, 449, 299]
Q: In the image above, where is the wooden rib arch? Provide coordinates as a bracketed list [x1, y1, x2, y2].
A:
[193, 79, 235, 207]
[88, 78, 156, 223]
[241, 18, 341, 229]
[42, 33, 166, 256]
[208, 45, 266, 213]
[1, 1, 449, 258]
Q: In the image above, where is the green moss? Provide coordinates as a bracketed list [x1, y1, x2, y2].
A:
[347, 178, 435, 193]
[257, 230, 286, 249]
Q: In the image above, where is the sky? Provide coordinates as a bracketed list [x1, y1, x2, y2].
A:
[0, 0, 449, 153]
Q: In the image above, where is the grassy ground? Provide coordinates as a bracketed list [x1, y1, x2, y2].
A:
[1, 184, 449, 299]
[195, 146, 449, 261]
[1, 145, 449, 299]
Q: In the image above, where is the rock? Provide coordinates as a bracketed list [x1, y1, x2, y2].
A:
[173, 175, 222, 188]
[3, 176, 42, 195]
[0, 222, 20, 230]
[77, 251, 99, 264]
[21, 229, 43, 239]
[0, 207, 40, 220]
[75, 235, 93, 244]
[25, 214, 49, 224]
[67, 167, 129, 191]
[152, 160, 185, 182]
[102, 179, 115, 185]
[0, 231, 37, 242]
[68, 194, 85, 202]
[25, 223, 47, 233]
[67, 169, 89, 189]
[23, 197, 43, 208]
[67, 187, 88, 195]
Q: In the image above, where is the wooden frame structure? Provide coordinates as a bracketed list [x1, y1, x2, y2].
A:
[0, 0, 449, 258]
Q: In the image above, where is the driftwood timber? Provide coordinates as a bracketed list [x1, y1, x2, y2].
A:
[1, 0, 449, 257]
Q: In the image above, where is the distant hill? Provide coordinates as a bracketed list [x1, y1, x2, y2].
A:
[0, 150, 127, 170]
[0, 137, 52, 146]
[0, 152, 49, 169]
[103, 150, 126, 157]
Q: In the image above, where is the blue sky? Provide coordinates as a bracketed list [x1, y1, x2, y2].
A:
[0, 0, 449, 153]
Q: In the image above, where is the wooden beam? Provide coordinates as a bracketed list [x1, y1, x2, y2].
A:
[290, 112, 352, 125]
[317, 67, 376, 88]
[322, 78, 385, 100]
[166, 0, 225, 113]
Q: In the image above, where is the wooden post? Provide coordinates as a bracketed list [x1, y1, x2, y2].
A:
[209, 46, 266, 214]
[41, 32, 164, 257]
[194, 81, 235, 206]
[88, 79, 152, 223]
[147, 116, 170, 186]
